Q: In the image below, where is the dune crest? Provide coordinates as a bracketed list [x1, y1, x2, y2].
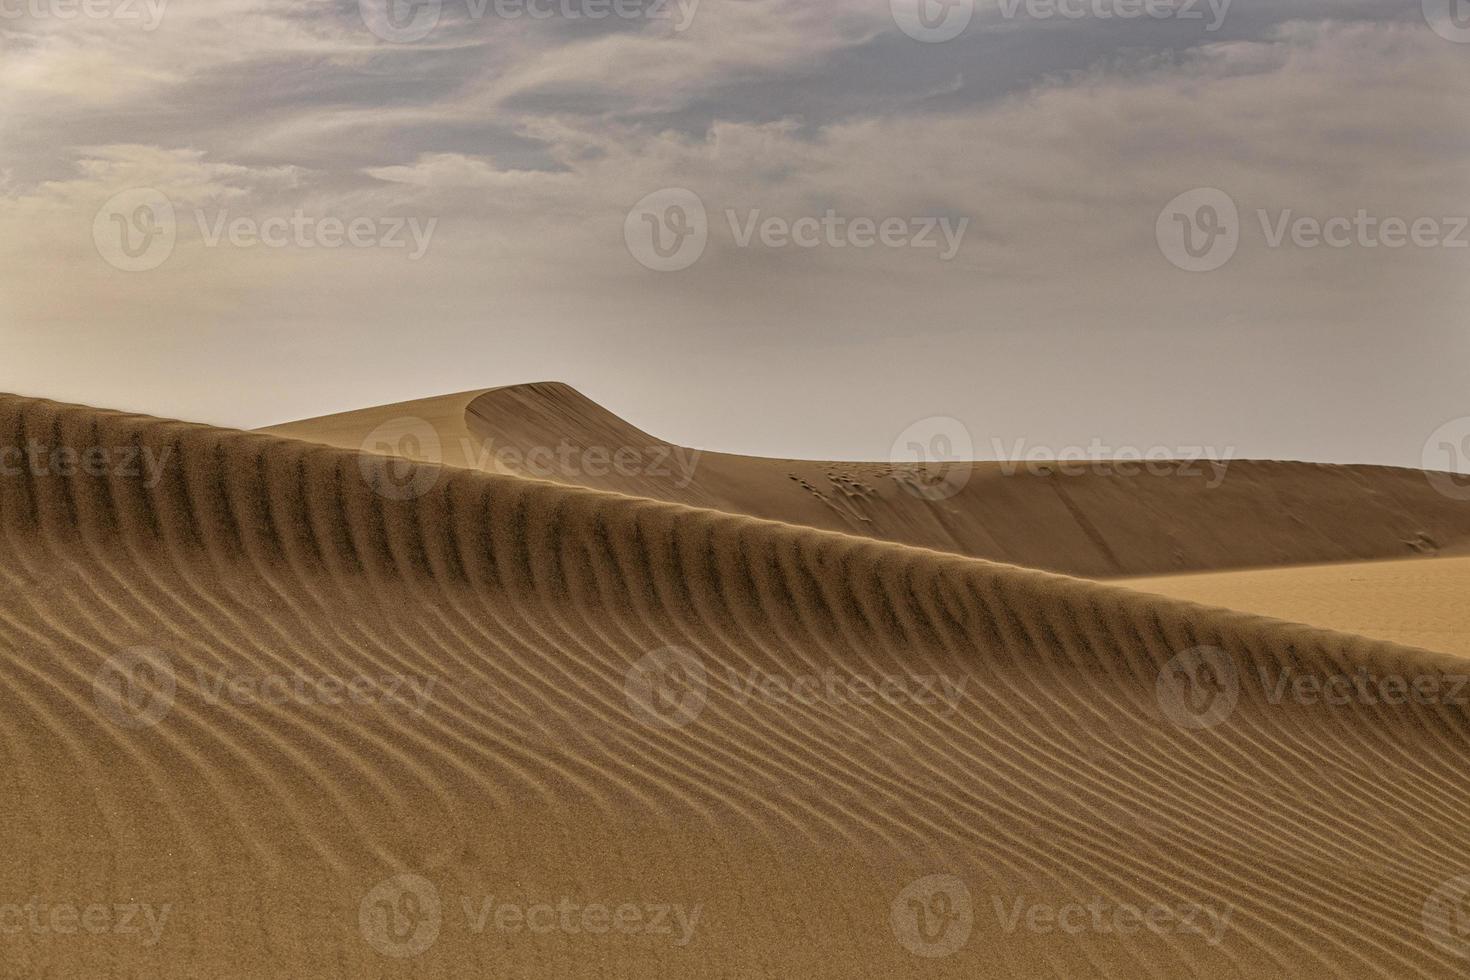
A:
[266, 381, 1470, 578]
[4, 390, 1470, 977]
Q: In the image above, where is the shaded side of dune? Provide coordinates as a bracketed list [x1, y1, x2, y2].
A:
[464, 383, 1470, 576]
[3, 392, 1470, 978]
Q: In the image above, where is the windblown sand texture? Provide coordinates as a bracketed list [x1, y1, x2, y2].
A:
[268, 382, 1470, 576]
[4, 385, 1470, 978]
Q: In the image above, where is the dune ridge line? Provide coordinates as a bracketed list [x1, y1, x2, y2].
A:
[2, 391, 1470, 977]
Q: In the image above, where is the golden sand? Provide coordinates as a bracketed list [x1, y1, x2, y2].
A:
[1, 385, 1467, 978]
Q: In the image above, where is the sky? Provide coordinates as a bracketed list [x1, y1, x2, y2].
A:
[1, 0, 1468, 469]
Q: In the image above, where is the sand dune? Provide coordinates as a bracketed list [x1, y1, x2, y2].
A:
[1129, 556, 1470, 657]
[267, 382, 1470, 577]
[5, 389, 1470, 978]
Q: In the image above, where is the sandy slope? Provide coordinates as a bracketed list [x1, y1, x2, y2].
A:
[265, 382, 1470, 577]
[4, 391, 1470, 978]
[264, 388, 492, 470]
[1127, 556, 1470, 657]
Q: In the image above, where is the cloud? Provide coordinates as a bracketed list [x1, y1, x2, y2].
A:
[472, 0, 885, 114]
[365, 152, 575, 188]
[0, 1, 1464, 468]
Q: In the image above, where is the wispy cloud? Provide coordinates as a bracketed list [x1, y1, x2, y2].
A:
[0, 0, 1463, 468]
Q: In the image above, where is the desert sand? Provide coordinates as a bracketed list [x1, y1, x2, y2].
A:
[1129, 556, 1470, 657]
[267, 382, 1470, 576]
[3, 384, 1470, 978]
